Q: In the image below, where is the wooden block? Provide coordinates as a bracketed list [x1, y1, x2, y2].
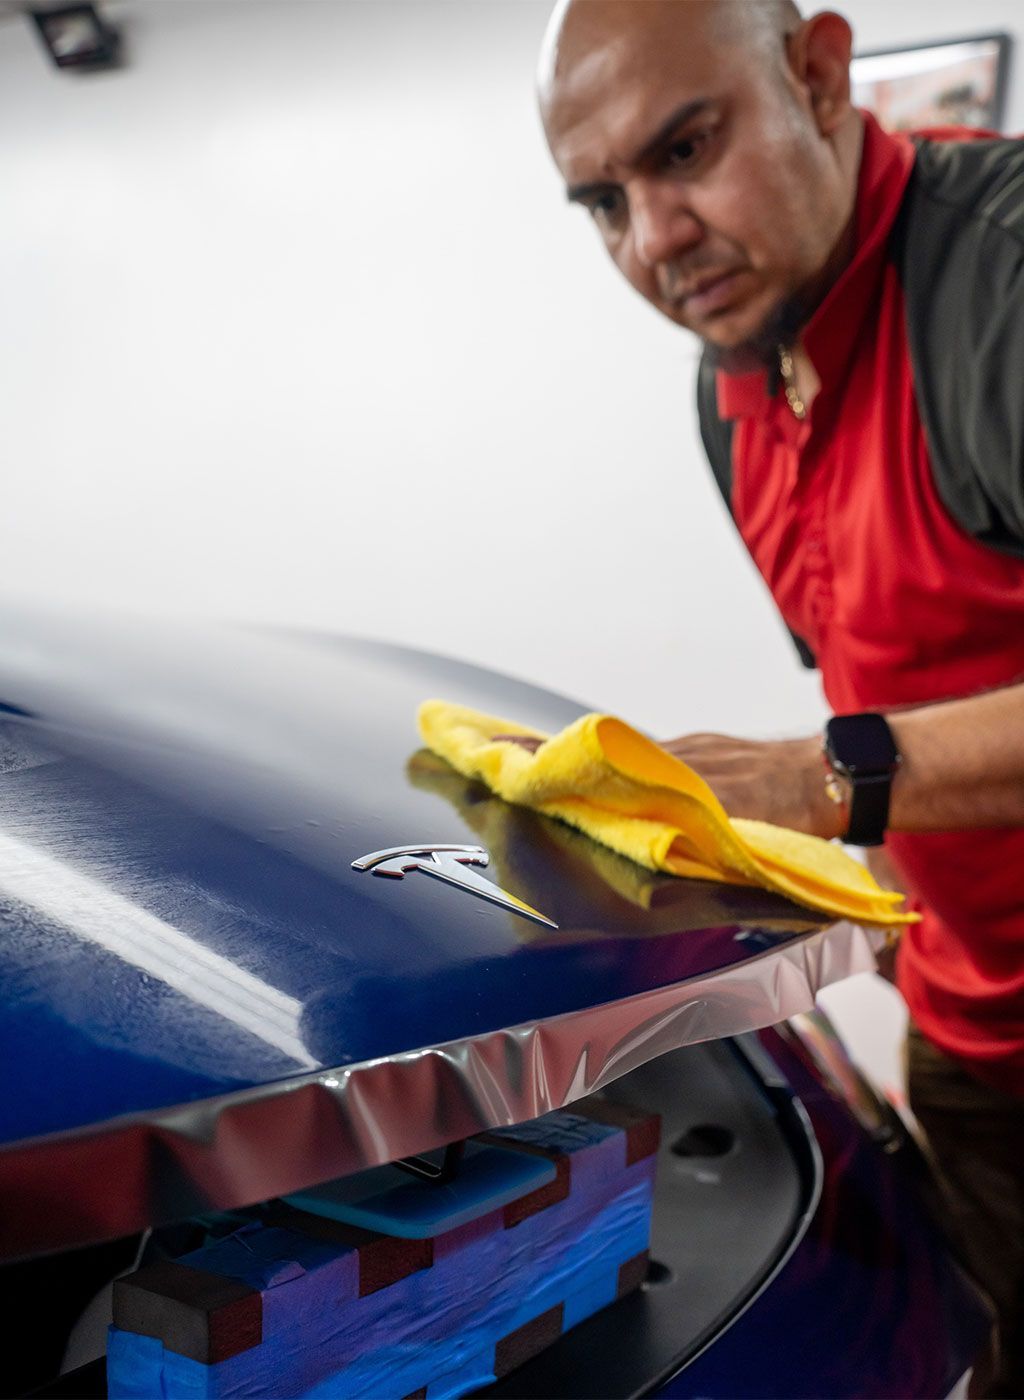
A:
[574, 1098, 662, 1166]
[111, 1260, 261, 1364]
[493, 1304, 565, 1378]
[110, 1107, 660, 1397]
[616, 1249, 650, 1298]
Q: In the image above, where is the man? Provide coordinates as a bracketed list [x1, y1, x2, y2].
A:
[539, 2, 1023, 1393]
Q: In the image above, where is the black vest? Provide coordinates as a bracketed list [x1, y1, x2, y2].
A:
[696, 135, 1024, 667]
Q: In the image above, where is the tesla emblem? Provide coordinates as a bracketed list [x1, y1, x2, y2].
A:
[351, 844, 558, 929]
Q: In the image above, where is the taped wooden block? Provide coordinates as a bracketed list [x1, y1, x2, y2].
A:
[107, 1098, 661, 1399]
[113, 1260, 261, 1364]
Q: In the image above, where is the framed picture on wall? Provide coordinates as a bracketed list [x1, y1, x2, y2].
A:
[851, 33, 1012, 133]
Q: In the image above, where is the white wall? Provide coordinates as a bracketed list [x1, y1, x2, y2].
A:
[0, 0, 1020, 742]
[0, 0, 806, 738]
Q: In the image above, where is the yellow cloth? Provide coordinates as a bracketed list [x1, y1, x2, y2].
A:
[418, 700, 916, 928]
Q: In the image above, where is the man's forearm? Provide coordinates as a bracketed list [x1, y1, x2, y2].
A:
[660, 679, 1024, 838]
[888, 680, 1024, 831]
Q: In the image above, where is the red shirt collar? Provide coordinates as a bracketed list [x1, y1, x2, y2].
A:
[716, 112, 916, 421]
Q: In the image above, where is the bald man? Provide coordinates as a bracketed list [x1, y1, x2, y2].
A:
[541, 3, 1024, 1393]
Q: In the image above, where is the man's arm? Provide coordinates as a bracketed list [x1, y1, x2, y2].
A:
[662, 679, 1024, 839]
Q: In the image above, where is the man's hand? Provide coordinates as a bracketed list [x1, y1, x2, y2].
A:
[660, 732, 845, 839]
[495, 726, 843, 836]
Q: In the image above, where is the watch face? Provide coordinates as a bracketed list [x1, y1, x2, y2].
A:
[826, 713, 900, 776]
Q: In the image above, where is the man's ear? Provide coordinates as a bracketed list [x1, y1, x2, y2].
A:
[786, 11, 854, 135]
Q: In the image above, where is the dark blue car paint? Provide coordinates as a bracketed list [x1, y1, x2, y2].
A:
[0, 613, 822, 1148]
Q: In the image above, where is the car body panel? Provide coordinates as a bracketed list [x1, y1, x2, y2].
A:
[0, 609, 829, 1149]
[653, 1030, 991, 1399]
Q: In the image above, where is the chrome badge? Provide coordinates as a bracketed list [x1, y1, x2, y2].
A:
[352, 844, 558, 929]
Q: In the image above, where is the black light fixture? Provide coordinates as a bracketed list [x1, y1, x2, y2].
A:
[30, 4, 120, 71]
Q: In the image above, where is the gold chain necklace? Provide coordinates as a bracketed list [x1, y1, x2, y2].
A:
[777, 344, 807, 421]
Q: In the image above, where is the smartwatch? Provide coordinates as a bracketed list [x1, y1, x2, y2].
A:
[823, 713, 901, 847]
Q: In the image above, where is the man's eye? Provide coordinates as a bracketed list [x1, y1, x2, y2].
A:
[586, 190, 625, 228]
[665, 129, 713, 170]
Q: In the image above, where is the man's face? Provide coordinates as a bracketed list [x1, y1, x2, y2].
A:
[542, 2, 851, 364]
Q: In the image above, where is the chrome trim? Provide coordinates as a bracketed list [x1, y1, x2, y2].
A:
[0, 920, 880, 1261]
[351, 844, 489, 871]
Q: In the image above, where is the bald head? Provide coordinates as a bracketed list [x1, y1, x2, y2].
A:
[538, 0, 861, 365]
[539, 0, 803, 104]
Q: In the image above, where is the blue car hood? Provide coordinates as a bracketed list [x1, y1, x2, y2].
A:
[0, 605, 826, 1154]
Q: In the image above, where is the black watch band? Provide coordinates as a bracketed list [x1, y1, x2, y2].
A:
[843, 772, 894, 847]
[823, 713, 901, 848]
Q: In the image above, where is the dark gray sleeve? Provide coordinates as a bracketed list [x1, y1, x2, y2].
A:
[695, 355, 817, 669]
[961, 235, 1024, 548]
[696, 353, 734, 509]
[897, 139, 1024, 556]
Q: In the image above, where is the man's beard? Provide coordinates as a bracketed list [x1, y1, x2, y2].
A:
[702, 293, 808, 374]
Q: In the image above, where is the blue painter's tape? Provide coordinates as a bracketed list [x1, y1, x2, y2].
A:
[422, 1347, 500, 1400]
[105, 1334, 166, 1400]
[109, 1177, 652, 1398]
[107, 1120, 657, 1399]
[487, 1112, 619, 1155]
[184, 1224, 315, 1290]
[563, 1268, 619, 1330]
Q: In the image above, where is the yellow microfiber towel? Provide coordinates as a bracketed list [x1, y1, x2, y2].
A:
[418, 700, 917, 928]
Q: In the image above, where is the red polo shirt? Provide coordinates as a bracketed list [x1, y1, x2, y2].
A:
[717, 113, 1024, 1096]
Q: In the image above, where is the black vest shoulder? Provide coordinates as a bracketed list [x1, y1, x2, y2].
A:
[891, 134, 1024, 558]
[695, 133, 1024, 667]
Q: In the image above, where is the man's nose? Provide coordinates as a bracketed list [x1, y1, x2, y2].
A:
[630, 182, 703, 271]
